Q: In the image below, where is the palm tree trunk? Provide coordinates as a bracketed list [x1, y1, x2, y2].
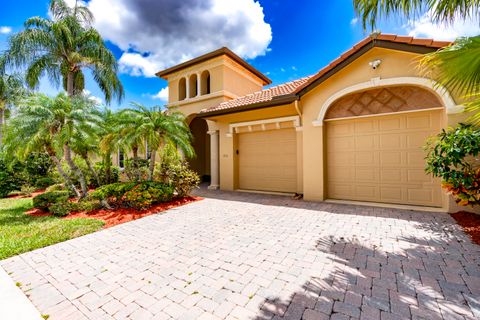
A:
[67, 71, 74, 96]
[64, 144, 88, 198]
[83, 154, 101, 187]
[0, 107, 4, 146]
[149, 149, 156, 181]
[46, 145, 80, 198]
[132, 144, 138, 159]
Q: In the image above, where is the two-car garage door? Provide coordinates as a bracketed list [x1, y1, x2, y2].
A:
[326, 109, 443, 207]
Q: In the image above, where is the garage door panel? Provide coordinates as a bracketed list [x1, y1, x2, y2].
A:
[327, 110, 443, 207]
[238, 128, 297, 193]
[355, 168, 379, 182]
[380, 168, 404, 183]
[355, 120, 376, 133]
[380, 187, 404, 202]
[328, 166, 354, 181]
[354, 185, 379, 199]
[380, 134, 403, 149]
[355, 135, 376, 149]
[380, 152, 403, 166]
[379, 117, 402, 131]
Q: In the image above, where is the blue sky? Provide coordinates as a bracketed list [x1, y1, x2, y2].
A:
[1, 0, 478, 109]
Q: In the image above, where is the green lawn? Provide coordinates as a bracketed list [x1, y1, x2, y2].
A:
[0, 198, 104, 260]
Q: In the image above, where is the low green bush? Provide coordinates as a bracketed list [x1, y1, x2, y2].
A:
[123, 182, 174, 209]
[156, 161, 199, 197]
[123, 158, 149, 182]
[49, 202, 70, 217]
[95, 162, 120, 186]
[32, 191, 70, 210]
[35, 177, 56, 189]
[0, 158, 24, 198]
[20, 185, 36, 197]
[45, 184, 65, 192]
[89, 182, 137, 201]
[91, 181, 174, 209]
[425, 123, 480, 206]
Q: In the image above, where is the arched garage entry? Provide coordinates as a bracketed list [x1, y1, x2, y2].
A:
[324, 84, 445, 207]
[188, 117, 211, 182]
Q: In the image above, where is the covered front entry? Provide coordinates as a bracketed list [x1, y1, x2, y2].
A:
[189, 117, 211, 182]
[238, 128, 297, 193]
[326, 109, 443, 207]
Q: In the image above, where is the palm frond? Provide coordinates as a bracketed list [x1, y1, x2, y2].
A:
[353, 0, 480, 29]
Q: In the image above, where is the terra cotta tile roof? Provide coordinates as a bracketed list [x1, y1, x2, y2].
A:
[201, 76, 313, 114]
[200, 34, 451, 116]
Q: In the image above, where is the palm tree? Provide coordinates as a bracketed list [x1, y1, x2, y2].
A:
[353, 0, 480, 124]
[353, 0, 479, 29]
[4, 93, 102, 198]
[116, 103, 194, 180]
[0, 73, 25, 144]
[5, 0, 123, 103]
[98, 108, 122, 184]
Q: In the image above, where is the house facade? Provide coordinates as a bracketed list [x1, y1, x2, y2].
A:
[156, 34, 472, 213]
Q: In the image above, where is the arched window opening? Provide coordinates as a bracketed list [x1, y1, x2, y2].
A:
[189, 74, 198, 98]
[178, 78, 186, 101]
[201, 70, 211, 95]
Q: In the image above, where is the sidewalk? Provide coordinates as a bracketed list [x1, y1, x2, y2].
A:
[0, 265, 42, 320]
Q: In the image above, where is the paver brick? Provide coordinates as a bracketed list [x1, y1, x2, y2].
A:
[1, 188, 479, 320]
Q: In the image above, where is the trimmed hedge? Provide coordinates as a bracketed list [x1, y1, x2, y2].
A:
[90, 181, 174, 209]
[32, 191, 70, 210]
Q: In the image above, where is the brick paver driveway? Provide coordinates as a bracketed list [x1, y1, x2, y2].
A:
[2, 189, 480, 320]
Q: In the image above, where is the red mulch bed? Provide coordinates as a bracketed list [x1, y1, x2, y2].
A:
[450, 211, 480, 245]
[25, 196, 202, 228]
[64, 196, 202, 228]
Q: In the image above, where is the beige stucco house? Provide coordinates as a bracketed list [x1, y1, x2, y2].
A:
[156, 34, 473, 213]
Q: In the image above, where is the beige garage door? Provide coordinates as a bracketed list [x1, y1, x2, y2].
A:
[238, 128, 297, 193]
[326, 109, 443, 207]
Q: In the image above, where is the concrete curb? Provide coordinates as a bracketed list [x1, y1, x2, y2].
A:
[0, 266, 43, 320]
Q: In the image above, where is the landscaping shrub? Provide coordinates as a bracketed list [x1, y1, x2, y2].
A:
[95, 162, 120, 185]
[123, 158, 149, 182]
[90, 181, 174, 209]
[32, 191, 70, 210]
[19, 185, 36, 197]
[425, 123, 480, 206]
[0, 157, 24, 198]
[49, 202, 70, 217]
[23, 153, 54, 186]
[35, 177, 56, 189]
[156, 161, 200, 197]
[45, 183, 65, 192]
[123, 182, 174, 209]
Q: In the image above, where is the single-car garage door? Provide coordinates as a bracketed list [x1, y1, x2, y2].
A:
[326, 109, 443, 207]
[238, 128, 297, 193]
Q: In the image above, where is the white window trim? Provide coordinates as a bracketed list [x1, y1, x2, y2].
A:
[226, 116, 301, 137]
[312, 76, 461, 127]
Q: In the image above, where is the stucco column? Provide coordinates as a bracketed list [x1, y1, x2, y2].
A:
[208, 130, 220, 190]
[197, 72, 201, 96]
[185, 75, 190, 99]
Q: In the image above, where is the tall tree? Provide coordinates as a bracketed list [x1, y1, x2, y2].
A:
[114, 103, 194, 180]
[4, 93, 102, 198]
[5, 0, 123, 102]
[353, 0, 480, 124]
[0, 68, 25, 143]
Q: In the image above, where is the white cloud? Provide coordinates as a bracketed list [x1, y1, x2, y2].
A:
[152, 87, 169, 102]
[85, 0, 272, 78]
[350, 18, 358, 26]
[405, 11, 480, 40]
[0, 26, 12, 34]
